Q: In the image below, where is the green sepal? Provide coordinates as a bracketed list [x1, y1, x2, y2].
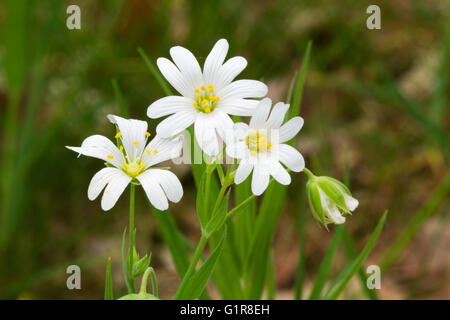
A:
[316, 177, 348, 212]
[118, 293, 159, 300]
[307, 180, 326, 228]
[132, 253, 152, 278]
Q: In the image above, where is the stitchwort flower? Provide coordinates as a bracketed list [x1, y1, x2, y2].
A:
[305, 169, 359, 226]
[226, 98, 305, 195]
[147, 38, 268, 156]
[66, 115, 183, 211]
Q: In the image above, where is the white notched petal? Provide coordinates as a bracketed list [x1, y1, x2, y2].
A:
[136, 171, 169, 211]
[141, 169, 183, 203]
[203, 39, 229, 87]
[170, 46, 203, 91]
[142, 135, 183, 168]
[279, 116, 304, 143]
[218, 80, 268, 101]
[235, 161, 253, 184]
[212, 110, 234, 141]
[266, 102, 290, 128]
[249, 98, 272, 128]
[66, 134, 125, 168]
[157, 57, 194, 97]
[88, 167, 122, 201]
[343, 193, 359, 211]
[278, 144, 305, 172]
[268, 160, 291, 185]
[216, 56, 247, 90]
[219, 99, 259, 116]
[107, 115, 148, 162]
[147, 96, 194, 119]
[156, 110, 197, 138]
[194, 113, 220, 156]
[100, 170, 132, 211]
[251, 165, 270, 196]
[233, 122, 250, 140]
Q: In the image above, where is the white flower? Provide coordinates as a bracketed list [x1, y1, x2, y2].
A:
[66, 115, 183, 211]
[147, 38, 268, 156]
[226, 98, 305, 196]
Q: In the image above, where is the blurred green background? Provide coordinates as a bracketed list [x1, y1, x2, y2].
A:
[0, 0, 449, 299]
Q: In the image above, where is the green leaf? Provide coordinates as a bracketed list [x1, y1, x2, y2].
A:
[308, 225, 344, 300]
[266, 251, 276, 300]
[245, 182, 287, 299]
[294, 191, 307, 300]
[121, 228, 135, 293]
[137, 47, 173, 96]
[196, 171, 210, 230]
[104, 258, 113, 300]
[176, 228, 227, 299]
[132, 254, 151, 278]
[289, 40, 312, 120]
[325, 211, 388, 300]
[204, 190, 230, 237]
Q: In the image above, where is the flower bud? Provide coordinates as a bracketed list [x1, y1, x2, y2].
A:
[304, 169, 359, 227]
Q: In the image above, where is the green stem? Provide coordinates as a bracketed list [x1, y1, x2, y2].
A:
[139, 267, 151, 294]
[226, 194, 256, 219]
[302, 167, 315, 179]
[174, 234, 208, 299]
[204, 169, 213, 213]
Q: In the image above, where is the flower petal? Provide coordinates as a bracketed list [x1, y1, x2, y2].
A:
[251, 165, 270, 196]
[212, 110, 234, 141]
[140, 169, 183, 203]
[218, 80, 268, 101]
[279, 116, 304, 143]
[203, 39, 229, 87]
[157, 57, 194, 97]
[156, 110, 197, 138]
[216, 56, 247, 89]
[88, 167, 122, 201]
[142, 135, 183, 168]
[268, 160, 291, 185]
[194, 113, 220, 156]
[147, 96, 194, 119]
[219, 98, 259, 116]
[278, 144, 305, 172]
[136, 171, 169, 211]
[266, 102, 290, 128]
[226, 141, 248, 159]
[100, 170, 132, 211]
[107, 115, 148, 162]
[233, 122, 249, 140]
[235, 161, 253, 184]
[170, 46, 203, 91]
[66, 135, 125, 168]
[249, 98, 272, 128]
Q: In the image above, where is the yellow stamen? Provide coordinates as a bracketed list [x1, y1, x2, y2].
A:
[115, 131, 121, 139]
[193, 101, 198, 107]
[145, 132, 151, 137]
[201, 99, 208, 105]
[267, 142, 272, 149]
[215, 96, 220, 102]
[209, 87, 214, 93]
[201, 85, 206, 91]
[205, 107, 211, 113]
[107, 155, 114, 159]
[250, 150, 257, 156]
[208, 84, 213, 88]
[133, 141, 140, 145]
[119, 146, 123, 152]
[154, 150, 159, 154]
[124, 163, 129, 168]
[196, 94, 201, 99]
[146, 149, 151, 155]
[194, 88, 200, 93]
[140, 162, 144, 169]
[209, 95, 214, 101]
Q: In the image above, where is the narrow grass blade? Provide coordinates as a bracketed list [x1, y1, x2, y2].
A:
[175, 228, 227, 299]
[326, 211, 388, 300]
[266, 250, 276, 300]
[289, 40, 312, 119]
[137, 47, 173, 96]
[104, 258, 114, 300]
[111, 79, 129, 117]
[294, 190, 306, 300]
[341, 230, 379, 300]
[308, 225, 344, 299]
[380, 172, 450, 271]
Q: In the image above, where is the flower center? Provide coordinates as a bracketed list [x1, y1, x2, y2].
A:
[124, 161, 144, 178]
[246, 132, 272, 155]
[192, 84, 220, 113]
